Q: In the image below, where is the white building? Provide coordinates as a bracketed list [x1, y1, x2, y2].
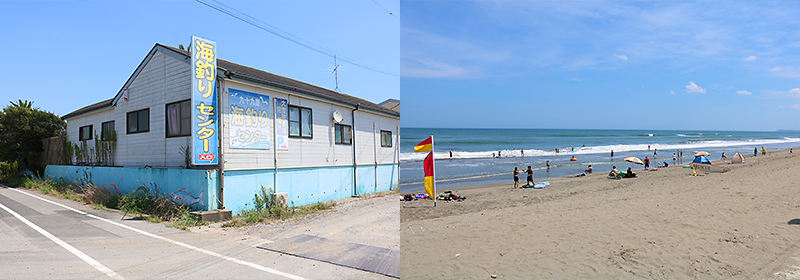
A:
[50, 43, 400, 213]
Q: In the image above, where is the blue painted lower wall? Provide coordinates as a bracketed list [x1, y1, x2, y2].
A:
[43, 163, 399, 215]
[223, 163, 399, 215]
[44, 165, 218, 211]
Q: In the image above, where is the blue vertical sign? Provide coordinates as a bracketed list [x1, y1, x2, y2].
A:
[274, 97, 289, 150]
[191, 36, 218, 165]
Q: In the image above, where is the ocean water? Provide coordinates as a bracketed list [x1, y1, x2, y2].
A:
[399, 128, 800, 192]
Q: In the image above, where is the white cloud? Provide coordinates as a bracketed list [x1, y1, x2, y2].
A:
[792, 104, 800, 110]
[790, 88, 800, 98]
[670, 90, 676, 95]
[570, 78, 583, 81]
[772, 66, 784, 72]
[401, 58, 469, 78]
[736, 90, 752, 95]
[614, 54, 628, 61]
[744, 55, 758, 61]
[685, 82, 706, 94]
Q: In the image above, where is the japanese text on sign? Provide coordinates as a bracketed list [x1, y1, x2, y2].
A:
[228, 88, 270, 149]
[191, 36, 218, 165]
[274, 98, 289, 150]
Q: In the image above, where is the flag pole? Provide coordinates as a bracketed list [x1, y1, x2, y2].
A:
[431, 135, 436, 207]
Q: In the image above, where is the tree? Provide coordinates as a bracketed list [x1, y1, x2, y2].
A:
[0, 100, 66, 171]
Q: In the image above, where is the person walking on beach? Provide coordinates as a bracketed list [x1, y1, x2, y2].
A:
[513, 167, 522, 189]
[525, 166, 535, 186]
[644, 157, 650, 169]
[754, 147, 758, 157]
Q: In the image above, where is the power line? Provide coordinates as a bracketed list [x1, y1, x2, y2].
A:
[195, 0, 398, 77]
[370, 0, 398, 18]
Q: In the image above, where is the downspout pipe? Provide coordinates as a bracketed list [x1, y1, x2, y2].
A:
[351, 103, 360, 197]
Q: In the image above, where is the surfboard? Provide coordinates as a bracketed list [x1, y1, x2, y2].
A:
[690, 163, 731, 173]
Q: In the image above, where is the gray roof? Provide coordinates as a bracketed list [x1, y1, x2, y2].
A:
[160, 44, 399, 118]
[62, 98, 113, 120]
[67, 43, 399, 120]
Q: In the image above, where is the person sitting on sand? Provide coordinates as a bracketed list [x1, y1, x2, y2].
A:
[513, 167, 522, 189]
[525, 166, 535, 186]
[663, 161, 669, 167]
[609, 166, 619, 177]
[584, 165, 593, 173]
[721, 152, 727, 159]
[625, 167, 636, 178]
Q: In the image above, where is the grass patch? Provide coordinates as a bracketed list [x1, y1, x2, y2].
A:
[1, 174, 206, 230]
[222, 186, 335, 228]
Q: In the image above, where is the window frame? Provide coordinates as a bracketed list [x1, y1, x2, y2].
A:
[101, 121, 115, 141]
[334, 124, 352, 145]
[126, 108, 150, 134]
[381, 130, 393, 147]
[79, 125, 93, 141]
[165, 100, 191, 138]
[288, 105, 313, 139]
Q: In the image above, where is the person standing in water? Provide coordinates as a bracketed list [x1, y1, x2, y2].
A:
[546, 160, 550, 172]
[521, 149, 524, 158]
[611, 150, 614, 158]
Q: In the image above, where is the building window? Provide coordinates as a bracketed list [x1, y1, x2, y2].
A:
[288, 105, 312, 138]
[381, 130, 392, 147]
[101, 121, 115, 141]
[127, 108, 150, 134]
[79, 125, 93, 141]
[166, 100, 191, 137]
[334, 124, 352, 145]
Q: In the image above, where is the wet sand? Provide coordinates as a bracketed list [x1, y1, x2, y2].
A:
[401, 147, 800, 279]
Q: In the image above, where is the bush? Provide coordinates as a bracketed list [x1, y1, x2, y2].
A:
[0, 161, 19, 180]
[222, 185, 335, 227]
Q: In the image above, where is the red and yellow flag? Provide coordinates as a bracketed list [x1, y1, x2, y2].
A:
[414, 136, 432, 153]
[423, 152, 435, 198]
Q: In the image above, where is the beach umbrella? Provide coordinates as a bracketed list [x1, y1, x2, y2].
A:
[624, 156, 644, 165]
[694, 151, 710, 157]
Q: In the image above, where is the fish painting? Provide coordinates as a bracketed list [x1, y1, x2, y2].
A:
[170, 188, 205, 208]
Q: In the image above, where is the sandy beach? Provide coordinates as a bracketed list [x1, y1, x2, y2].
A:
[401, 147, 800, 279]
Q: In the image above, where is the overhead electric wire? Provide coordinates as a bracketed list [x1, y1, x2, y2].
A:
[370, 0, 398, 18]
[196, 0, 398, 77]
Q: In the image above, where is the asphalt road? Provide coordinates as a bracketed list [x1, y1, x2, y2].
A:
[0, 185, 388, 279]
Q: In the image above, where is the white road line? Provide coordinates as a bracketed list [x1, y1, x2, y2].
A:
[0, 201, 124, 280]
[4, 187, 306, 280]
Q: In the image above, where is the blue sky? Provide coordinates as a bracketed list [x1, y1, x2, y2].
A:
[0, 0, 399, 117]
[401, 1, 800, 131]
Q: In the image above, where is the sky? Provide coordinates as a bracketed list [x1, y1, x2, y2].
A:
[401, 1, 800, 131]
[0, 0, 399, 118]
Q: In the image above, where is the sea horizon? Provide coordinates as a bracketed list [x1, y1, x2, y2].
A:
[399, 127, 800, 192]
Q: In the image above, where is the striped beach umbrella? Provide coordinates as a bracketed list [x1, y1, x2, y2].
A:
[624, 156, 644, 165]
[694, 151, 710, 157]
